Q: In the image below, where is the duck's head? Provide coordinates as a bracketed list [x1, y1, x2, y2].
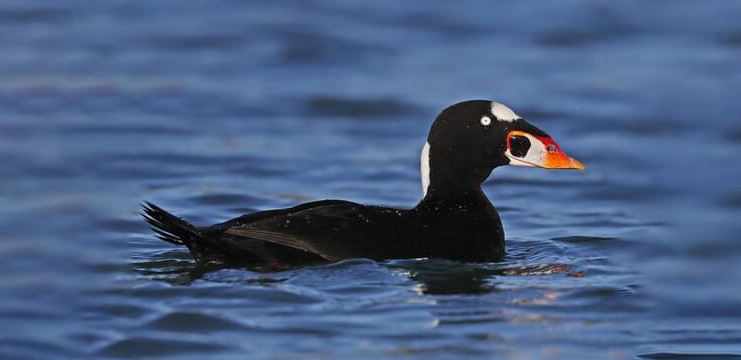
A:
[421, 100, 584, 196]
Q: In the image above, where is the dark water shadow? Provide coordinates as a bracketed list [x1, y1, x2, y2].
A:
[134, 248, 320, 286]
[386, 259, 502, 295]
[637, 353, 741, 360]
[133, 234, 616, 300]
[135, 249, 579, 296]
[303, 96, 421, 119]
[386, 259, 577, 296]
[719, 192, 741, 209]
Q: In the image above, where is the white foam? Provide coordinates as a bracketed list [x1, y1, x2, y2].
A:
[491, 102, 520, 122]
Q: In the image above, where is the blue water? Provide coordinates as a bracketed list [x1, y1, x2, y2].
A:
[2, 1, 741, 359]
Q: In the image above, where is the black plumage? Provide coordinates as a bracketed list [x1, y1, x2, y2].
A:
[142, 100, 583, 267]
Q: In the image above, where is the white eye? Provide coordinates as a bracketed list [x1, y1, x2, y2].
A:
[480, 116, 492, 126]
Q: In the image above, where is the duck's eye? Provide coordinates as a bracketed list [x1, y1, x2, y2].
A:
[480, 116, 492, 126]
[510, 135, 531, 157]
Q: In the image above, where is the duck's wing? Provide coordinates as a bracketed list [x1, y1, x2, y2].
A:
[211, 200, 412, 261]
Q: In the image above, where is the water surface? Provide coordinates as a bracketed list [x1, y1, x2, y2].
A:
[2, 1, 741, 359]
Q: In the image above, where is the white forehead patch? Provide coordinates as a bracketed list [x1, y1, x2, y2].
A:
[491, 102, 520, 122]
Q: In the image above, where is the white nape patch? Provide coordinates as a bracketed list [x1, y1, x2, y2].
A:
[491, 102, 521, 122]
[420, 142, 431, 196]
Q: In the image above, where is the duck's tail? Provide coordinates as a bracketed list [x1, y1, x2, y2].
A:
[141, 202, 210, 263]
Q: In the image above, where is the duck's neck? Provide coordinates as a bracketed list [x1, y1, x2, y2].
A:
[417, 184, 488, 208]
[419, 141, 492, 201]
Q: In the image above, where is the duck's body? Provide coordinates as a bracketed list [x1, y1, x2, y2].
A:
[143, 100, 583, 266]
[144, 188, 502, 265]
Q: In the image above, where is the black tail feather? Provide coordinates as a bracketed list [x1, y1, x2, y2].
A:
[141, 202, 325, 267]
[141, 201, 201, 248]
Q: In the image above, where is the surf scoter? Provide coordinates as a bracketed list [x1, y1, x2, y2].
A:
[143, 100, 584, 266]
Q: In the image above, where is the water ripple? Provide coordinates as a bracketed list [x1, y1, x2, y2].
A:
[3, 1, 740, 359]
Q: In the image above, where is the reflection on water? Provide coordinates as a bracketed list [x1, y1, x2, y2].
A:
[2, 0, 741, 359]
